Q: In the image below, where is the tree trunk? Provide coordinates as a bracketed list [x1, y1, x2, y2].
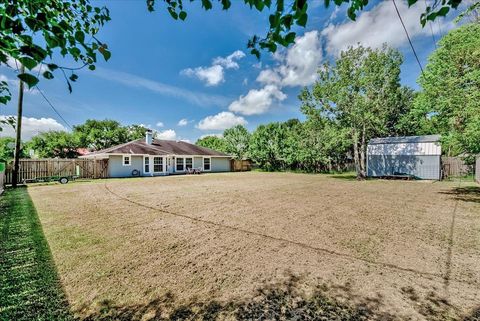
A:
[352, 131, 362, 179]
[359, 124, 367, 179]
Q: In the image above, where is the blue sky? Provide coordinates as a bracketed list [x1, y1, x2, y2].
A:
[0, 0, 458, 142]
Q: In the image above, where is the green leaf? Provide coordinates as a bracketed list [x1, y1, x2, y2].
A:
[407, 0, 417, 6]
[75, 30, 85, 43]
[99, 47, 111, 61]
[436, 6, 450, 17]
[296, 13, 308, 27]
[285, 32, 296, 44]
[43, 71, 54, 79]
[18, 57, 38, 70]
[202, 0, 213, 10]
[88, 65, 96, 71]
[179, 11, 187, 20]
[47, 63, 58, 71]
[17, 73, 39, 88]
[69, 74, 78, 82]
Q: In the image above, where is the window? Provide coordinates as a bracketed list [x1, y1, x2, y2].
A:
[144, 157, 150, 173]
[176, 157, 184, 171]
[185, 158, 193, 170]
[153, 157, 163, 172]
[204, 157, 211, 171]
[123, 155, 131, 166]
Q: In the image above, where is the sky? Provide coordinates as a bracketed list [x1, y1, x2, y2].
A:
[0, 0, 461, 142]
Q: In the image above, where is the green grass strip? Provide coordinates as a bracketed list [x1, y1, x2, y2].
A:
[0, 187, 73, 321]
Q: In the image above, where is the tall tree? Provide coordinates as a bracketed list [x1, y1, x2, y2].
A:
[223, 125, 251, 160]
[0, 137, 25, 162]
[73, 119, 129, 150]
[195, 135, 228, 153]
[249, 122, 288, 171]
[413, 23, 480, 156]
[26, 131, 79, 158]
[300, 45, 405, 179]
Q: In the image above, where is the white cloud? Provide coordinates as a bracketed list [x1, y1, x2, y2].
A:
[256, 31, 322, 88]
[181, 50, 245, 86]
[182, 65, 224, 86]
[228, 85, 287, 116]
[177, 118, 191, 126]
[156, 129, 177, 140]
[92, 67, 229, 107]
[0, 116, 66, 140]
[199, 133, 223, 139]
[322, 0, 450, 55]
[156, 121, 164, 128]
[197, 112, 247, 131]
[212, 50, 246, 69]
[227, 31, 320, 116]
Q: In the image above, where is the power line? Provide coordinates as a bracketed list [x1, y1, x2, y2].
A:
[392, 0, 424, 75]
[34, 85, 73, 130]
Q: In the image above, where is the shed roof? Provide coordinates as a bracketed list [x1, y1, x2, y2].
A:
[83, 139, 230, 157]
[369, 135, 441, 145]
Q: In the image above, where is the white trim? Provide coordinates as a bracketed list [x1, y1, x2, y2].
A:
[203, 157, 211, 171]
[122, 155, 131, 166]
[143, 156, 151, 174]
[153, 156, 164, 173]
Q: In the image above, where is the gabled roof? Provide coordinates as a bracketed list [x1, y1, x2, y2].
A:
[83, 139, 230, 157]
[369, 135, 441, 145]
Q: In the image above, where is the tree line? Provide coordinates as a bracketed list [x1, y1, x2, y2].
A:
[0, 119, 148, 161]
[197, 23, 480, 178]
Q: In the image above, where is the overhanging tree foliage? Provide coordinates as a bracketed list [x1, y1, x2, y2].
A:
[412, 23, 480, 157]
[0, 0, 111, 102]
[146, 0, 467, 58]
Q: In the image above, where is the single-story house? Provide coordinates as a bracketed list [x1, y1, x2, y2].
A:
[81, 131, 231, 177]
[367, 134, 442, 180]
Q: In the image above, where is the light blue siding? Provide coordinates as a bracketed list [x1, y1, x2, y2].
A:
[211, 157, 231, 172]
[108, 155, 144, 177]
[367, 155, 441, 180]
[193, 157, 203, 169]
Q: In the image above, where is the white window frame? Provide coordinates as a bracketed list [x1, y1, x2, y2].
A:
[144, 156, 150, 173]
[203, 157, 211, 171]
[185, 157, 193, 170]
[153, 156, 164, 173]
[123, 155, 131, 166]
[176, 157, 185, 172]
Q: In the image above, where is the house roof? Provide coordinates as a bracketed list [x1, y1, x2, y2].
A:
[83, 139, 230, 157]
[369, 135, 441, 145]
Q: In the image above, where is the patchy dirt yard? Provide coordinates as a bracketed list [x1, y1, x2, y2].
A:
[27, 172, 480, 320]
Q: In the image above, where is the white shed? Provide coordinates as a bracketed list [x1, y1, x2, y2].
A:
[367, 135, 442, 180]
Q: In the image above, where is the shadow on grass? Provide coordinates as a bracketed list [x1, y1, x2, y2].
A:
[0, 187, 74, 321]
[78, 275, 479, 321]
[328, 173, 358, 181]
[439, 186, 480, 204]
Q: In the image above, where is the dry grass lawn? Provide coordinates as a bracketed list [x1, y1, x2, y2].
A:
[27, 172, 480, 320]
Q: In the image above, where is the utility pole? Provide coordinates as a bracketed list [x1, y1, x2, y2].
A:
[12, 64, 25, 188]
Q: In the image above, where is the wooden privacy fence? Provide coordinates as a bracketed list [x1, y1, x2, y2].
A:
[476, 156, 480, 183]
[0, 164, 5, 194]
[231, 159, 253, 172]
[442, 156, 473, 178]
[5, 158, 109, 184]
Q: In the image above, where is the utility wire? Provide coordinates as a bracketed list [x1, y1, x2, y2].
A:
[35, 85, 73, 130]
[392, 0, 424, 75]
